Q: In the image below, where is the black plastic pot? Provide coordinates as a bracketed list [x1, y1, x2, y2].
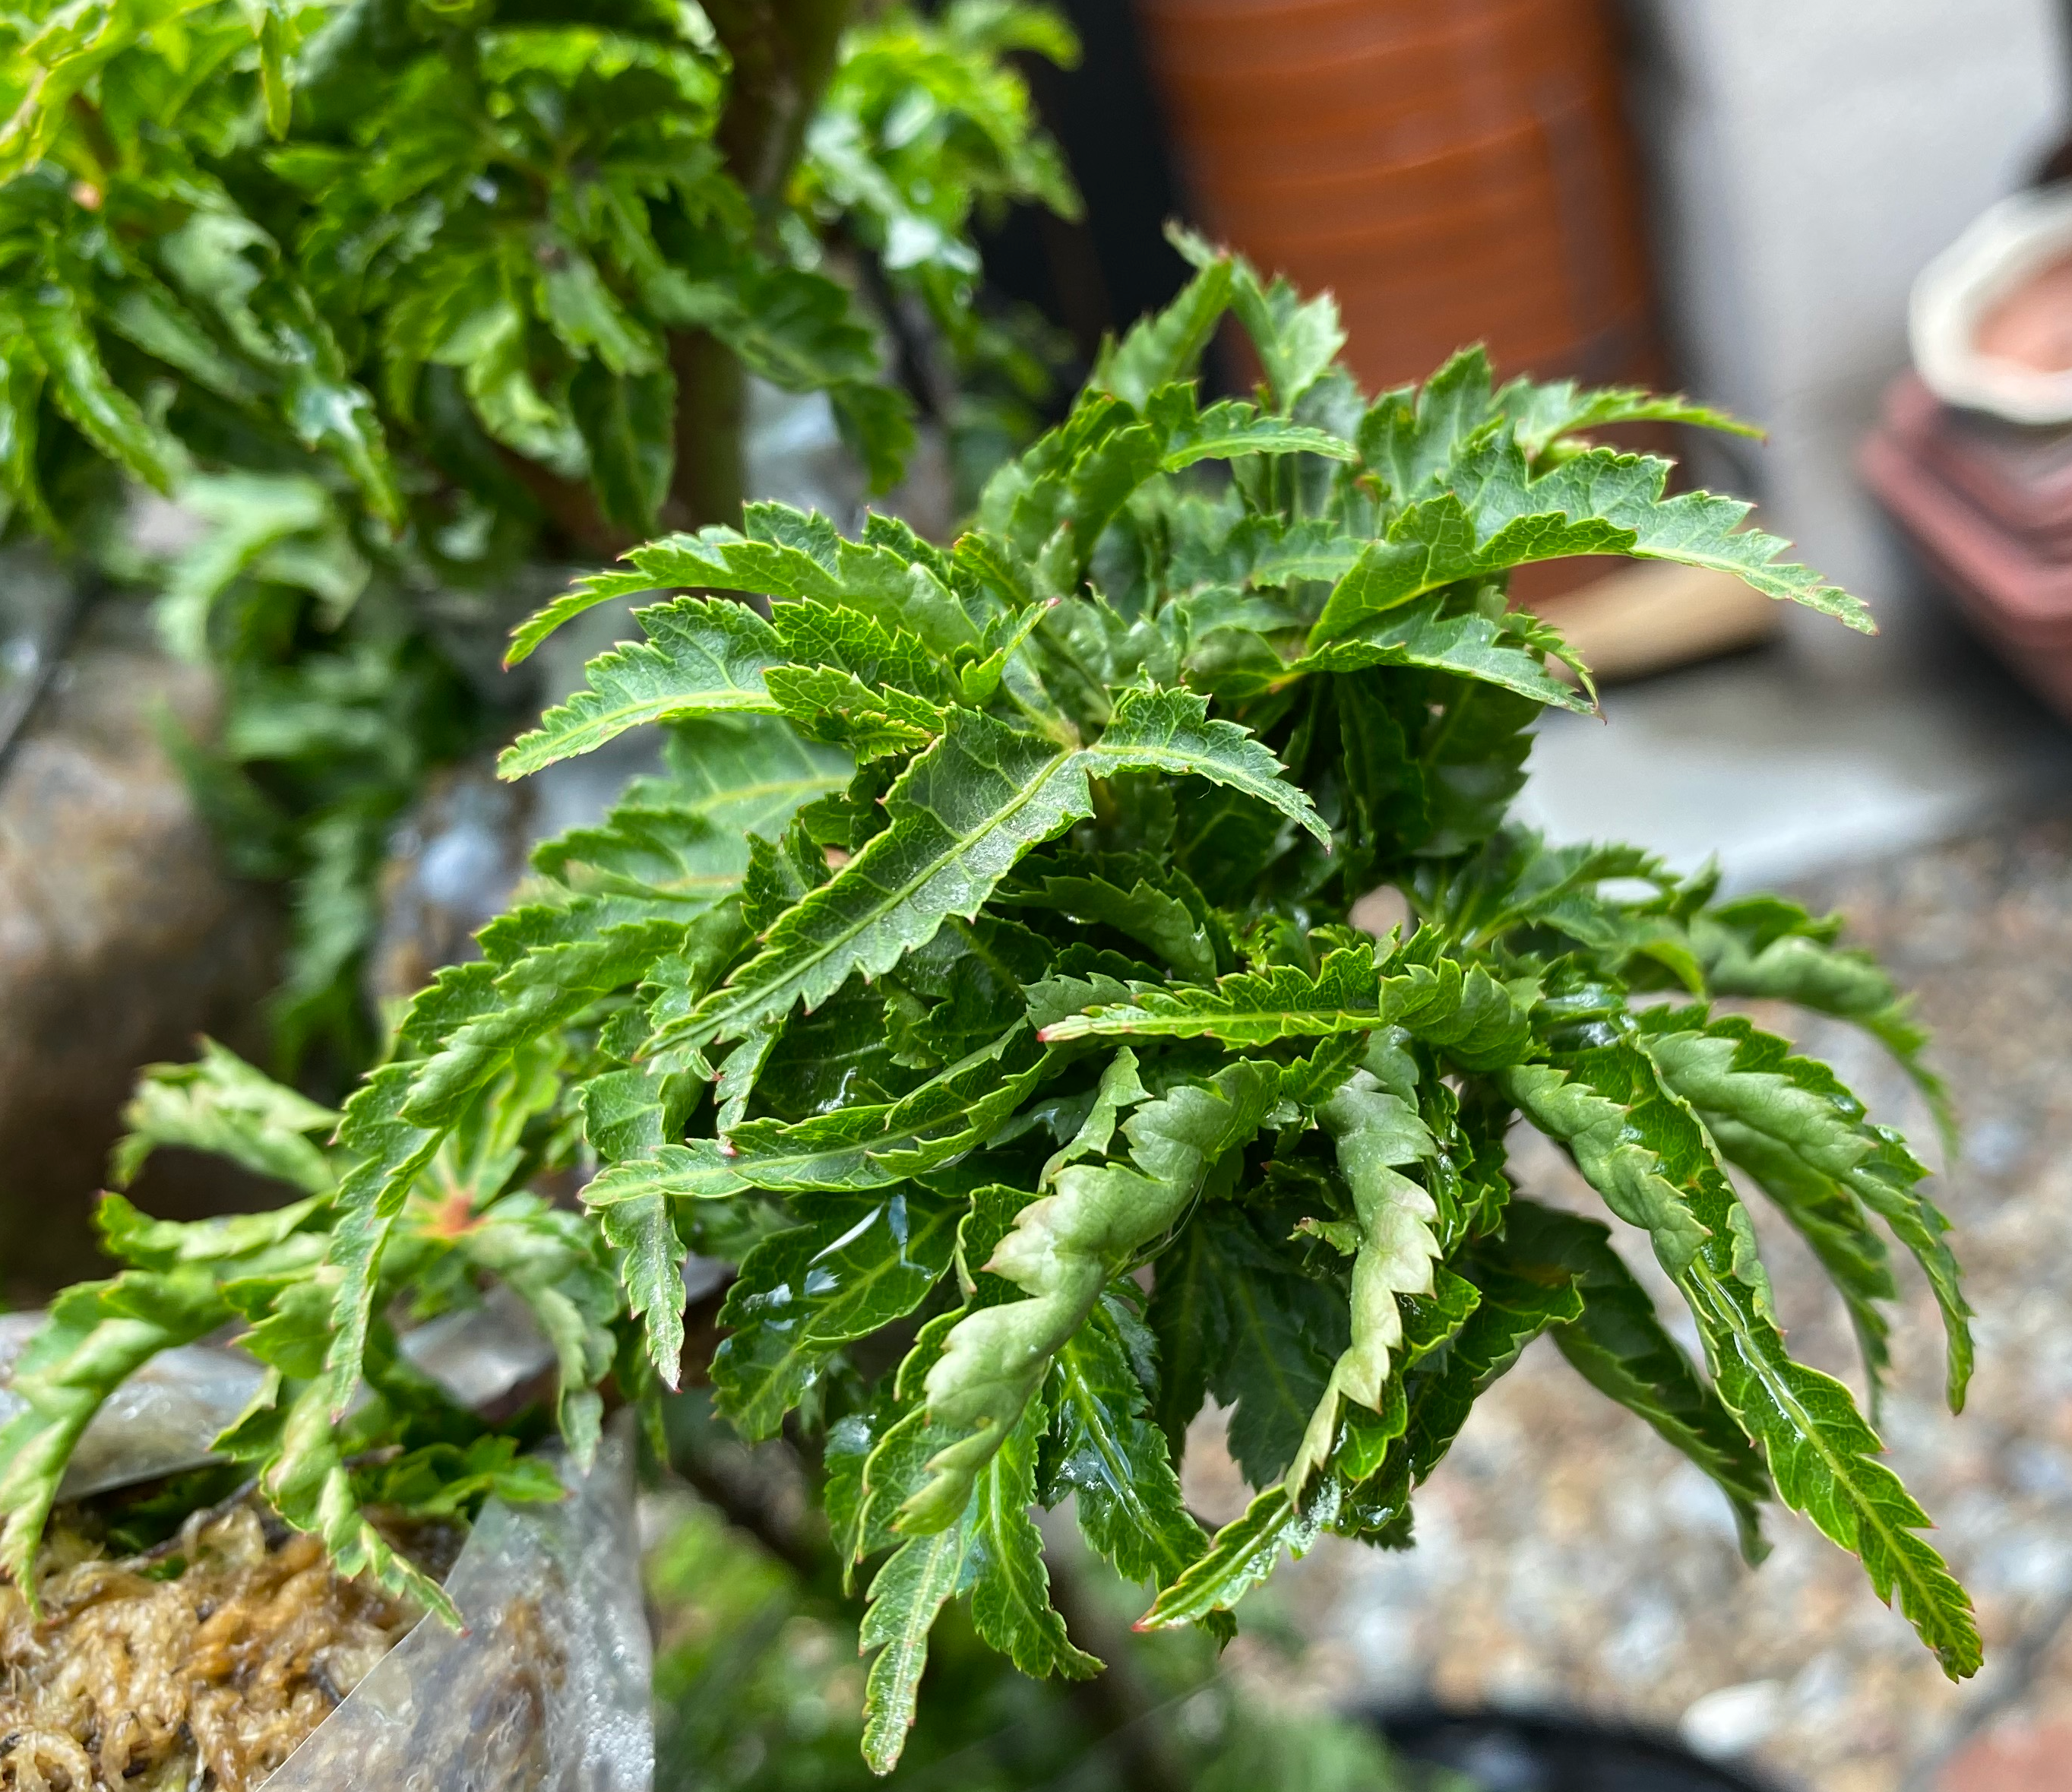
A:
[1371, 1706, 1787, 1792]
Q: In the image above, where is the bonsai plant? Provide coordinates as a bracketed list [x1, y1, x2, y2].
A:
[0, 239, 1979, 1780]
[0, 0, 1079, 1069]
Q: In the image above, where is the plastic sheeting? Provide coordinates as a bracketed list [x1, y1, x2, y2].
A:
[0, 1311, 264, 1498]
[262, 1424, 653, 1792]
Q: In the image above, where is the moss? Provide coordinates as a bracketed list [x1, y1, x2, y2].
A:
[0, 1502, 418, 1792]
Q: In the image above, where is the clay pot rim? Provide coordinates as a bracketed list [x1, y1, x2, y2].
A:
[1911, 183, 2072, 425]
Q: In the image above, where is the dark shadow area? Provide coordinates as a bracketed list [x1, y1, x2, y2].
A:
[1375, 1706, 1791, 1792]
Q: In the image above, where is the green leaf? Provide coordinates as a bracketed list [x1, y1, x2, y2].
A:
[1038, 945, 1461, 1046]
[93, 1191, 327, 1277]
[536, 808, 741, 910]
[111, 1038, 337, 1194]
[571, 363, 675, 538]
[584, 1163, 689, 1390]
[320, 1063, 442, 1416]
[400, 909, 686, 1126]
[860, 1508, 974, 1773]
[499, 599, 783, 777]
[903, 1061, 1280, 1531]
[577, 1028, 1049, 1218]
[968, 1395, 1100, 1680]
[1137, 1477, 1340, 1629]
[1639, 1008, 1972, 1413]
[1499, 1059, 1713, 1277]
[504, 523, 755, 666]
[1159, 398, 1356, 471]
[713, 1192, 960, 1439]
[351, 1436, 563, 1523]
[1144, 1210, 1228, 1458]
[1286, 1072, 1441, 1492]
[233, 1376, 459, 1623]
[26, 282, 188, 492]
[1094, 255, 1233, 409]
[238, 0, 294, 138]
[713, 1025, 778, 1132]
[1286, 596, 1592, 714]
[1505, 1198, 1771, 1559]
[1225, 257, 1346, 413]
[1203, 1207, 1345, 1486]
[1498, 377, 1760, 461]
[654, 691, 1319, 1055]
[1530, 1040, 1980, 1678]
[771, 598, 960, 704]
[832, 380, 918, 494]
[1040, 1048, 1149, 1186]
[1685, 898, 1955, 1151]
[0, 1271, 230, 1596]
[1006, 865, 1217, 981]
[1050, 1296, 1209, 1590]
[454, 1195, 618, 1468]
[1095, 685, 1328, 847]
[631, 713, 854, 844]
[734, 1025, 1053, 1189]
[1311, 433, 1870, 647]
[1357, 347, 1498, 500]
[765, 664, 947, 758]
[611, 504, 982, 659]
[1333, 1252, 1581, 1540]
[652, 709, 1074, 1053]
[742, 820, 832, 932]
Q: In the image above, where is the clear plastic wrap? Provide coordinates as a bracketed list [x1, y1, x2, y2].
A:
[0, 1312, 654, 1790]
[0, 1311, 264, 1497]
[261, 1423, 653, 1792]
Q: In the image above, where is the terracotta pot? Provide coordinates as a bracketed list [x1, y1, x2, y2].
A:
[1862, 372, 2072, 717]
[1137, 0, 1665, 604]
[1136, 0, 1661, 394]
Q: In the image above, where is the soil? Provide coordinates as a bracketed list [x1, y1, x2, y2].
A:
[0, 1502, 420, 1792]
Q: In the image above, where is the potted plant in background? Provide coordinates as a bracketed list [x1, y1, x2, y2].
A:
[0, 0, 1081, 1079]
[0, 239, 1979, 1783]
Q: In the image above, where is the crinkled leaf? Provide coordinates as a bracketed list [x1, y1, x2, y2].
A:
[499, 598, 783, 777]
[1529, 1039, 1980, 1677]
[112, 1038, 337, 1194]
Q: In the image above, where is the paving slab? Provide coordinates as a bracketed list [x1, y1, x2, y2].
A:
[1515, 629, 2072, 891]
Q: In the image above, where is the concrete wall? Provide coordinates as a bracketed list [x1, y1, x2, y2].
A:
[1622, 1, 2066, 672]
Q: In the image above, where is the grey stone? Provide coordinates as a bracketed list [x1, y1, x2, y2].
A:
[0, 598, 280, 1300]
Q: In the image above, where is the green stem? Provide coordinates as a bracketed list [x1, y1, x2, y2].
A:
[706, 0, 853, 203]
[666, 0, 855, 530]
[667, 328, 747, 530]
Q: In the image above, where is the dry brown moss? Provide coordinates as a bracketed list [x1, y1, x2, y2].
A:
[0, 1502, 418, 1792]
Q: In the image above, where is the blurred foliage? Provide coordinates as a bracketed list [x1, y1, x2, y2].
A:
[647, 1485, 1412, 1792]
[0, 0, 1079, 1076]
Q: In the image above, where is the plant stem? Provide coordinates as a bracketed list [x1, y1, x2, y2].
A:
[495, 448, 631, 560]
[667, 328, 748, 530]
[706, 0, 852, 204]
[663, 0, 853, 530]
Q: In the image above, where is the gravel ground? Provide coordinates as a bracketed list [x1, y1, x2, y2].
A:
[1199, 812, 2072, 1792]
